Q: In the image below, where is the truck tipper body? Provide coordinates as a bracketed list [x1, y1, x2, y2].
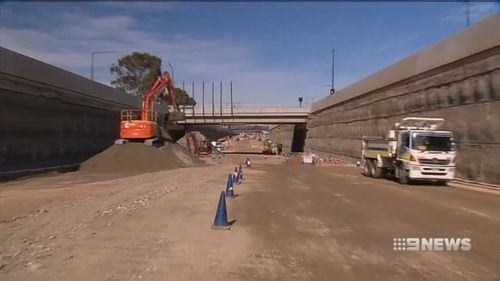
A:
[361, 117, 456, 184]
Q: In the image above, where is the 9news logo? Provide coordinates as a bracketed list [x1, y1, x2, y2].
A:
[393, 237, 471, 251]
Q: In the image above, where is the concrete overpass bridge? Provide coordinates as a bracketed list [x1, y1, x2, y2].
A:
[176, 105, 310, 124]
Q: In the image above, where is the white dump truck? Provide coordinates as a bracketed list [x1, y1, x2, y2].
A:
[362, 117, 457, 184]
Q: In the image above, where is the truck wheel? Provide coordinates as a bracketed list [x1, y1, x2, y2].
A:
[364, 160, 372, 177]
[436, 180, 448, 186]
[370, 161, 377, 178]
[372, 160, 384, 179]
[398, 166, 410, 185]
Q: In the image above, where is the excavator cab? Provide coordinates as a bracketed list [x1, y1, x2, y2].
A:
[118, 109, 159, 139]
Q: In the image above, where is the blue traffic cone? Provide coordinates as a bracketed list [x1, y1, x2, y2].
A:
[226, 174, 234, 198]
[233, 167, 238, 183]
[238, 164, 244, 181]
[234, 170, 240, 184]
[212, 191, 230, 230]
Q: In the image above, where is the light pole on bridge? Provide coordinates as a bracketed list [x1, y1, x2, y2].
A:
[298, 96, 314, 108]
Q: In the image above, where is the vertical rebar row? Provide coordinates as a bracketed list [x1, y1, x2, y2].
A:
[220, 81, 223, 123]
[192, 81, 195, 124]
[212, 82, 215, 123]
[179, 80, 236, 124]
[202, 82, 205, 123]
[230, 81, 234, 122]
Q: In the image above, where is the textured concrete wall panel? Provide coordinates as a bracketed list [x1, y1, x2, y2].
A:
[0, 90, 119, 173]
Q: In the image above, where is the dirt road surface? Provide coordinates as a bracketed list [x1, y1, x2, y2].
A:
[1, 153, 499, 280]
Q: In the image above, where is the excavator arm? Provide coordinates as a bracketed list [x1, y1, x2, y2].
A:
[141, 71, 180, 121]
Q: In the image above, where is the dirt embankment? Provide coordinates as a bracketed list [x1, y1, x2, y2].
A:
[79, 143, 205, 175]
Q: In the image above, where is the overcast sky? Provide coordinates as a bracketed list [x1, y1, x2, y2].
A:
[1, 2, 498, 105]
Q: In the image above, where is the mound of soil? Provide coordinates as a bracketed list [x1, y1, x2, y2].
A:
[79, 143, 205, 174]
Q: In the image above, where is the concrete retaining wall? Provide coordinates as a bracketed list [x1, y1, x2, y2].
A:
[306, 15, 500, 184]
[0, 47, 143, 178]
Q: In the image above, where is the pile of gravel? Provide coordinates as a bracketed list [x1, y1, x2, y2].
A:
[79, 143, 205, 174]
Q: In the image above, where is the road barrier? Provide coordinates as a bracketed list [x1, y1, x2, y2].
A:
[232, 167, 240, 184]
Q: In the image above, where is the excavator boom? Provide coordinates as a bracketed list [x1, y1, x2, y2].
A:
[141, 71, 180, 120]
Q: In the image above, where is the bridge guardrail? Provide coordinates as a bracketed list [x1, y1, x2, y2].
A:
[172, 104, 311, 115]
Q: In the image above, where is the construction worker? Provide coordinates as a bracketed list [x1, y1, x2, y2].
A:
[415, 138, 429, 152]
[277, 144, 283, 156]
[216, 147, 222, 159]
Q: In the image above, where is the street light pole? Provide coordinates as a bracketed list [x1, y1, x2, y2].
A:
[465, 1, 470, 27]
[91, 50, 116, 81]
[330, 48, 336, 95]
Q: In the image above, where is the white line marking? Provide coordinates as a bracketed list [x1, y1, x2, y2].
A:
[459, 207, 492, 219]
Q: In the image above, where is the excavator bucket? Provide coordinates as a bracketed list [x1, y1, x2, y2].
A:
[159, 125, 186, 143]
[158, 110, 186, 142]
[159, 126, 174, 142]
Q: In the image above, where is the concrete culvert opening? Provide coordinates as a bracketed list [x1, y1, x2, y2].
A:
[291, 124, 307, 153]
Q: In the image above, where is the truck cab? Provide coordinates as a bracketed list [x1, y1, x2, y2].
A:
[362, 117, 456, 185]
[392, 118, 456, 184]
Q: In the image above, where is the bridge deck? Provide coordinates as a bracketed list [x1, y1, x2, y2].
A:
[176, 105, 310, 124]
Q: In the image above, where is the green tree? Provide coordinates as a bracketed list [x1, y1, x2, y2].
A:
[110, 52, 197, 106]
[110, 52, 162, 97]
[164, 88, 196, 106]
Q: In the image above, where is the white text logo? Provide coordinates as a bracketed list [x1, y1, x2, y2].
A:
[393, 237, 471, 251]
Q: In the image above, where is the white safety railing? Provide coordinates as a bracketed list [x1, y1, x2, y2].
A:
[173, 104, 311, 115]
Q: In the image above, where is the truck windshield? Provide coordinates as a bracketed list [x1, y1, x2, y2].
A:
[412, 134, 455, 152]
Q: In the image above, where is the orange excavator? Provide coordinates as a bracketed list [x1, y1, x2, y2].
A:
[116, 71, 185, 145]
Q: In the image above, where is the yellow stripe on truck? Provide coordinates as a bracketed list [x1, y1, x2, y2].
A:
[365, 149, 390, 158]
[399, 153, 411, 160]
